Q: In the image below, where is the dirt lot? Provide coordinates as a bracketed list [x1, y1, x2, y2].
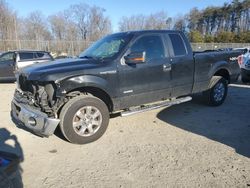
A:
[0, 83, 250, 188]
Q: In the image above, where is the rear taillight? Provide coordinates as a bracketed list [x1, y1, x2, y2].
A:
[238, 55, 243, 65]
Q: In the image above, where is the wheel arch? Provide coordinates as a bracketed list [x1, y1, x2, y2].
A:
[214, 68, 230, 83]
[68, 86, 114, 112]
[58, 75, 115, 111]
[209, 61, 231, 84]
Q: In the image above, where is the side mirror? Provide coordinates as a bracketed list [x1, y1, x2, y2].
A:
[124, 51, 146, 65]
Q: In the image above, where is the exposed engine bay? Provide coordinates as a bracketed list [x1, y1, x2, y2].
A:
[15, 74, 61, 117]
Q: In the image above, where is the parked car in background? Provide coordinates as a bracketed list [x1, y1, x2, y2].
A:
[238, 48, 250, 83]
[0, 50, 53, 82]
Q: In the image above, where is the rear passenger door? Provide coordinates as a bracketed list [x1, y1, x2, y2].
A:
[166, 33, 194, 97]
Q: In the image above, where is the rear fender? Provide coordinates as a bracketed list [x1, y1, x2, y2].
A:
[208, 61, 231, 80]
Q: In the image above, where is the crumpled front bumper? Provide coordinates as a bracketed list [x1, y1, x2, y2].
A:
[11, 99, 60, 137]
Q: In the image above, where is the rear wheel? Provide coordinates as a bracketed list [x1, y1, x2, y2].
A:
[203, 76, 228, 106]
[59, 95, 109, 144]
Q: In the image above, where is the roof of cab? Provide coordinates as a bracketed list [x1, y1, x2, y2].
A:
[116, 29, 182, 35]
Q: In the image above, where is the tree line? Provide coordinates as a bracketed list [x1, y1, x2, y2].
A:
[0, 0, 249, 44]
[119, 0, 250, 43]
[187, 0, 250, 42]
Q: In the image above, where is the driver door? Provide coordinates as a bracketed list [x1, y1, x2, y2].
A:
[118, 34, 172, 108]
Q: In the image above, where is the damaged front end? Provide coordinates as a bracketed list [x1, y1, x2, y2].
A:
[16, 74, 59, 116]
[11, 74, 62, 137]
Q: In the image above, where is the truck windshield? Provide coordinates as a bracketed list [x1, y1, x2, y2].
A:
[79, 33, 133, 60]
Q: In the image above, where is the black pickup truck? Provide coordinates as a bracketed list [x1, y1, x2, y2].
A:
[11, 30, 242, 144]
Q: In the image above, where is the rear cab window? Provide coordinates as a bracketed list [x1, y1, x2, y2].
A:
[168, 34, 187, 56]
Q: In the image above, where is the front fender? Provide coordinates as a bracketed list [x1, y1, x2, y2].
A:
[58, 75, 113, 96]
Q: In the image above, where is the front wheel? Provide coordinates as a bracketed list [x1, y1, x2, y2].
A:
[203, 76, 228, 106]
[59, 95, 110, 144]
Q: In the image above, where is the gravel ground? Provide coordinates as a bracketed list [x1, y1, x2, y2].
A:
[0, 83, 250, 188]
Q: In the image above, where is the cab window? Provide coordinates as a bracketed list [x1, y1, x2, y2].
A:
[130, 35, 165, 62]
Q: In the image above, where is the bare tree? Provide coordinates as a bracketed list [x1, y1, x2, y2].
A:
[65, 3, 112, 41]
[22, 11, 51, 41]
[69, 3, 90, 40]
[0, 0, 20, 50]
[0, 0, 17, 40]
[118, 11, 168, 31]
[145, 11, 169, 30]
[49, 12, 67, 40]
[119, 14, 147, 31]
[88, 6, 112, 41]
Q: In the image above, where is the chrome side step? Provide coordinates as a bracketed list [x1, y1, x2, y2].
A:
[121, 96, 192, 117]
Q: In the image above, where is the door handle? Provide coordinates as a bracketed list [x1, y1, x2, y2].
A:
[163, 64, 171, 72]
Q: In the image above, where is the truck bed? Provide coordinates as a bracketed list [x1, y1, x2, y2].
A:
[192, 49, 242, 93]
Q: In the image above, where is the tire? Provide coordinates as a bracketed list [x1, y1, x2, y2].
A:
[59, 95, 109, 144]
[203, 76, 228, 106]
